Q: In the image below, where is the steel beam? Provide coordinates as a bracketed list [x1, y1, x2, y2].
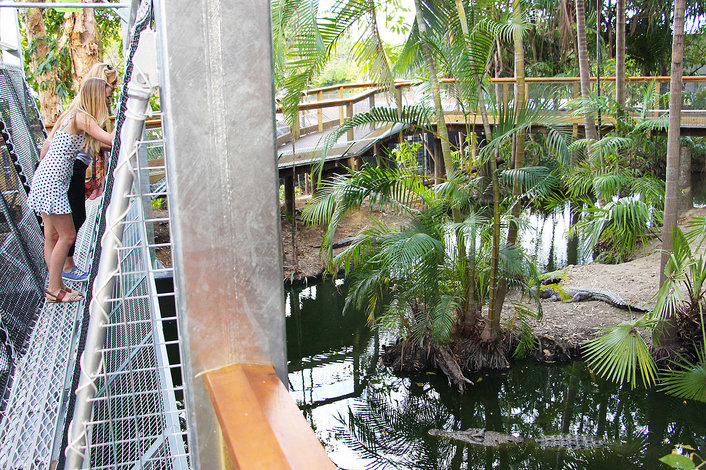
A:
[155, 0, 286, 468]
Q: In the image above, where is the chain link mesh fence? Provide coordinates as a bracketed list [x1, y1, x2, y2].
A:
[0, 65, 47, 435]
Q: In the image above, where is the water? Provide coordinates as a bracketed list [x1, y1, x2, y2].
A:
[286, 281, 706, 470]
[519, 203, 591, 272]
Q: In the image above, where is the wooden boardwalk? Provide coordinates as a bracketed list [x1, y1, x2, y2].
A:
[276, 76, 706, 174]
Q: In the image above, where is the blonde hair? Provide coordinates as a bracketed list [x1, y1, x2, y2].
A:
[84, 62, 118, 121]
[49, 78, 110, 155]
[84, 62, 118, 83]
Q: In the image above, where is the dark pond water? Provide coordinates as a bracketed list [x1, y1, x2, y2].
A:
[286, 280, 706, 470]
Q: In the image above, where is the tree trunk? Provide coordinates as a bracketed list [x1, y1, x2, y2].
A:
[494, 0, 526, 315]
[658, 0, 686, 343]
[678, 145, 692, 214]
[59, 4, 100, 94]
[575, 0, 598, 141]
[414, 0, 454, 185]
[615, 0, 626, 111]
[22, 5, 62, 123]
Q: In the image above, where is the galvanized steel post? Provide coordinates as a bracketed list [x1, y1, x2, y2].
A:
[155, 0, 286, 468]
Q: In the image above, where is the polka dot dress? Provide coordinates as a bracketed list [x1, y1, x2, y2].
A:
[28, 126, 86, 215]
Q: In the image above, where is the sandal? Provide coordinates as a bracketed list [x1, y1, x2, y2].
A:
[46, 288, 83, 304]
[61, 286, 85, 299]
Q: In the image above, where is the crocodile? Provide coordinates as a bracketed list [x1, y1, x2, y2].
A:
[540, 286, 648, 312]
[428, 428, 609, 450]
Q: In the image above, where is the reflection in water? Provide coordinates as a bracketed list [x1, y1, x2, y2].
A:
[520, 203, 592, 272]
[287, 281, 706, 469]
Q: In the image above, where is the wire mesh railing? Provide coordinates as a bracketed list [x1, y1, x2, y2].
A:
[0, 64, 47, 434]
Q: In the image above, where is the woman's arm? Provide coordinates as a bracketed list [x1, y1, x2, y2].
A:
[40, 137, 51, 159]
[75, 112, 116, 147]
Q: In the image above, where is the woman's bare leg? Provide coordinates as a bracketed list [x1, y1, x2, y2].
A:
[43, 213, 76, 295]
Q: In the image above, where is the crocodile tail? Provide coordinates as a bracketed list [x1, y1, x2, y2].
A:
[533, 434, 607, 450]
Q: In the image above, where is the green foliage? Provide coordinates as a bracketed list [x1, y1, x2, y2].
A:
[391, 141, 422, 171]
[21, 5, 124, 107]
[303, 147, 555, 349]
[570, 196, 662, 264]
[561, 84, 667, 263]
[506, 303, 540, 359]
[582, 316, 659, 388]
[660, 345, 706, 402]
[273, 0, 397, 128]
[660, 446, 705, 470]
[150, 198, 164, 210]
[583, 224, 706, 399]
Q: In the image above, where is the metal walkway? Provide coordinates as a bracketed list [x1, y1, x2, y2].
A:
[0, 1, 190, 468]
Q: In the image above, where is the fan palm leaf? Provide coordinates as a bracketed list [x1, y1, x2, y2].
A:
[659, 347, 706, 403]
[582, 316, 659, 388]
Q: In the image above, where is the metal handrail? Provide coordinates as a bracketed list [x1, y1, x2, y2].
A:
[64, 72, 154, 470]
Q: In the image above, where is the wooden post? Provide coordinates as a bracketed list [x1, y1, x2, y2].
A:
[346, 102, 354, 141]
[338, 86, 345, 124]
[503, 82, 510, 110]
[317, 91, 323, 132]
[572, 81, 580, 138]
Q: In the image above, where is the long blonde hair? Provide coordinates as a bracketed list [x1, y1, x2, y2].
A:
[49, 78, 110, 155]
[84, 62, 117, 127]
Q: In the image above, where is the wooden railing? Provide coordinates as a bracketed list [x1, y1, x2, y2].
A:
[204, 364, 335, 469]
[275, 76, 706, 146]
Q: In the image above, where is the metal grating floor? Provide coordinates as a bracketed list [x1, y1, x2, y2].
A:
[0, 198, 100, 469]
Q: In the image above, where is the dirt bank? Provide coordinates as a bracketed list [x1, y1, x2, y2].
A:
[281, 196, 409, 284]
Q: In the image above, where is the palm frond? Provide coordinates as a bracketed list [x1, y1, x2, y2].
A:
[319, 105, 434, 170]
[429, 295, 461, 345]
[501, 166, 560, 202]
[630, 175, 665, 208]
[508, 303, 540, 359]
[478, 103, 572, 165]
[582, 316, 659, 388]
[659, 347, 706, 402]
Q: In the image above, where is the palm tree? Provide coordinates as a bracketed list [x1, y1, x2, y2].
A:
[575, 0, 598, 142]
[493, 0, 527, 319]
[615, 0, 626, 112]
[660, 0, 687, 289]
[413, 0, 455, 183]
[308, 98, 571, 375]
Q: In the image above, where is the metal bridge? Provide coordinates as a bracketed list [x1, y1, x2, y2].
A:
[0, 1, 705, 469]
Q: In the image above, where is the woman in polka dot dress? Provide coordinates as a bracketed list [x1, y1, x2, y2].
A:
[28, 78, 115, 303]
